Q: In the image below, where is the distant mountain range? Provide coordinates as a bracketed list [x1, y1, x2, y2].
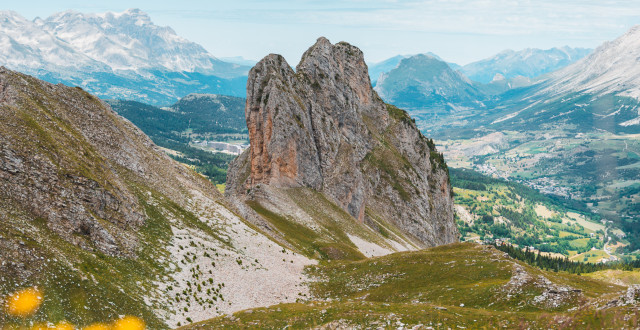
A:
[219, 56, 259, 67]
[538, 26, 640, 103]
[436, 25, 640, 236]
[0, 7, 594, 109]
[370, 46, 592, 111]
[0, 9, 250, 105]
[460, 47, 592, 84]
[374, 54, 485, 111]
[368, 52, 460, 85]
[469, 27, 640, 134]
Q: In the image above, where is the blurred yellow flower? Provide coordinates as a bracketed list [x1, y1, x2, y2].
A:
[4, 288, 145, 330]
[53, 321, 75, 330]
[113, 316, 145, 330]
[5, 287, 43, 317]
[30, 323, 51, 330]
[29, 321, 76, 330]
[83, 323, 111, 330]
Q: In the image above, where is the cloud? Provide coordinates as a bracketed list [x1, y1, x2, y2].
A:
[151, 0, 640, 39]
[12, 0, 639, 64]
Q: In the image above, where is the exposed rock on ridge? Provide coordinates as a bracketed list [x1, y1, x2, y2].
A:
[0, 67, 313, 327]
[0, 67, 229, 257]
[226, 37, 458, 248]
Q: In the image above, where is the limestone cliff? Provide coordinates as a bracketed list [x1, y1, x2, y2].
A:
[226, 38, 458, 252]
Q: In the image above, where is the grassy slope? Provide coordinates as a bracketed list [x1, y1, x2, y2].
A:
[245, 187, 418, 261]
[585, 269, 640, 286]
[0, 72, 233, 328]
[182, 243, 635, 329]
[0, 180, 230, 328]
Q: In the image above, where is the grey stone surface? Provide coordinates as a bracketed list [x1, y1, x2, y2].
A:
[226, 38, 458, 247]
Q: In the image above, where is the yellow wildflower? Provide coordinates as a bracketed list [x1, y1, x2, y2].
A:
[5, 287, 43, 317]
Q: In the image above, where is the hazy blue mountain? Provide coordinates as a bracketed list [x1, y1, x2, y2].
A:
[368, 55, 410, 85]
[0, 9, 250, 105]
[219, 56, 259, 67]
[462, 28, 640, 134]
[460, 47, 592, 83]
[107, 93, 247, 137]
[473, 73, 532, 96]
[536, 26, 640, 104]
[433, 26, 640, 233]
[373, 54, 485, 111]
[368, 52, 459, 85]
[170, 93, 247, 132]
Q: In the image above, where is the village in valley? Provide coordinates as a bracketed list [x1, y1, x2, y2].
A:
[193, 140, 248, 155]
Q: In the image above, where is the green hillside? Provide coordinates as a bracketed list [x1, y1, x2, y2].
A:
[106, 97, 246, 184]
[450, 168, 631, 261]
[182, 243, 635, 329]
[441, 126, 640, 254]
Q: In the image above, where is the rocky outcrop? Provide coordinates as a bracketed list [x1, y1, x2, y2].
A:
[601, 285, 640, 309]
[0, 67, 220, 257]
[226, 38, 458, 247]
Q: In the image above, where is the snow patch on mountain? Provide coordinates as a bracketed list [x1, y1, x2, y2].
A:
[0, 9, 250, 104]
[461, 47, 592, 83]
[0, 10, 108, 72]
[33, 8, 246, 77]
[539, 25, 640, 100]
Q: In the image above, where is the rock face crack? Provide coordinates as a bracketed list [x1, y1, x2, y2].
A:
[226, 37, 458, 247]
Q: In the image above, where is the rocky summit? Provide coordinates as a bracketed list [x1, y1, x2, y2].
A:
[226, 37, 458, 253]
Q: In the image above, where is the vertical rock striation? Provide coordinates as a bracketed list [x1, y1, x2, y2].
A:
[227, 38, 458, 247]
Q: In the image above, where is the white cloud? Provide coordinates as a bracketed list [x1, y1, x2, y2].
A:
[6, 0, 640, 64]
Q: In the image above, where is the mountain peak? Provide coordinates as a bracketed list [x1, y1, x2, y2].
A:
[491, 73, 506, 82]
[315, 36, 331, 45]
[297, 38, 372, 101]
[300, 37, 365, 67]
[103, 8, 152, 26]
[374, 51, 483, 109]
[226, 38, 458, 250]
[28, 9, 247, 75]
[461, 46, 592, 83]
[124, 8, 144, 15]
[0, 10, 24, 19]
[540, 24, 640, 100]
[0, 10, 29, 25]
[624, 24, 640, 35]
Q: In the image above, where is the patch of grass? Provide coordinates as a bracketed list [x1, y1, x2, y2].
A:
[386, 104, 413, 124]
[246, 200, 365, 261]
[0, 215, 168, 328]
[216, 184, 226, 194]
[585, 268, 640, 285]
[285, 188, 403, 251]
[569, 238, 591, 249]
[183, 243, 629, 329]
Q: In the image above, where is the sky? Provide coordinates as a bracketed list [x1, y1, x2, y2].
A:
[3, 0, 640, 65]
